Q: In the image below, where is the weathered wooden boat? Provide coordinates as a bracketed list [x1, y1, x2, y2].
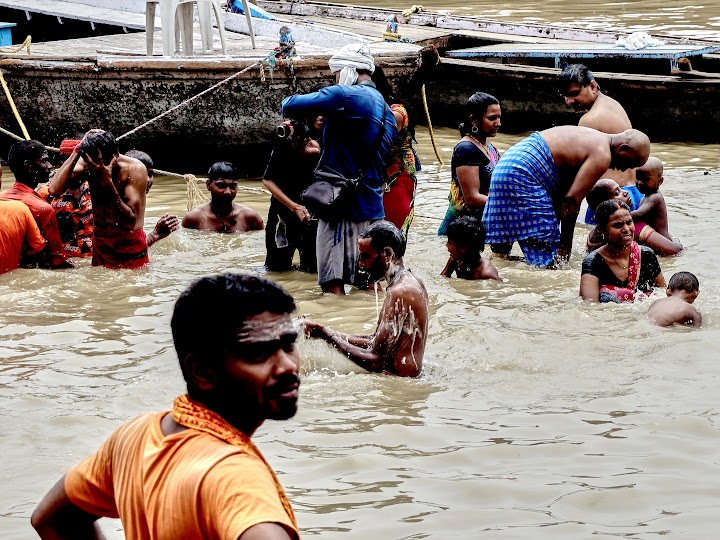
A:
[256, 1, 720, 143]
[0, 1, 426, 172]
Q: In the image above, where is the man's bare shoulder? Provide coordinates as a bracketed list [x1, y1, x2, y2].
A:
[182, 203, 211, 228]
[581, 95, 632, 134]
[387, 272, 428, 309]
[232, 203, 265, 231]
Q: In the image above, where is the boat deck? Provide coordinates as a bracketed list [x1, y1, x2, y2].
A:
[447, 42, 720, 69]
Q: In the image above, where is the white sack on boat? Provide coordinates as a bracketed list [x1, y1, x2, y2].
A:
[616, 32, 666, 51]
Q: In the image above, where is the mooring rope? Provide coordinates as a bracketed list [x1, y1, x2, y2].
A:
[0, 35, 31, 55]
[0, 72, 31, 140]
[421, 83, 443, 165]
[117, 51, 279, 142]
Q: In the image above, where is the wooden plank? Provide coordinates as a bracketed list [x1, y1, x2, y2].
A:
[448, 43, 720, 60]
[0, 0, 151, 29]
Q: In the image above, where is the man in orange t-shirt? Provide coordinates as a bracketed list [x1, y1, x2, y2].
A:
[0, 140, 73, 269]
[0, 169, 48, 274]
[32, 273, 302, 540]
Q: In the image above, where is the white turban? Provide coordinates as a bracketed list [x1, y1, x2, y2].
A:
[328, 44, 375, 86]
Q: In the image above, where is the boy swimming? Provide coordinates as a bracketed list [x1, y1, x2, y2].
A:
[441, 216, 501, 281]
[647, 271, 702, 327]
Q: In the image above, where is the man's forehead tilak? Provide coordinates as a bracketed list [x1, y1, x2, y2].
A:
[236, 317, 297, 344]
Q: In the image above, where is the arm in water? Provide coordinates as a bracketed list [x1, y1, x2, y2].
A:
[304, 284, 423, 377]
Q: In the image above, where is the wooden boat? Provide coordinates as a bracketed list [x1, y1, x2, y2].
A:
[0, 1, 426, 172]
[255, 1, 720, 143]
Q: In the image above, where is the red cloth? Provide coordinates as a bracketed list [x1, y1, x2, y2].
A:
[383, 172, 415, 231]
[0, 183, 67, 267]
[92, 228, 149, 269]
[599, 241, 643, 303]
[59, 139, 82, 156]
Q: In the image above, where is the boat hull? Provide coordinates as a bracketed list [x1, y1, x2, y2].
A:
[421, 58, 720, 143]
[0, 54, 420, 173]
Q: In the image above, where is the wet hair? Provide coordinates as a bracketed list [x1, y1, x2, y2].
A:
[7, 140, 46, 181]
[126, 149, 154, 176]
[359, 220, 406, 258]
[458, 92, 499, 136]
[559, 63, 598, 91]
[208, 161, 238, 181]
[667, 271, 699, 293]
[586, 180, 615, 212]
[595, 199, 631, 235]
[79, 131, 119, 166]
[172, 273, 296, 390]
[447, 216, 486, 254]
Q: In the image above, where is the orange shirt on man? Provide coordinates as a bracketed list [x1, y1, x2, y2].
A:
[64, 411, 300, 540]
[0, 200, 47, 274]
[0, 183, 67, 267]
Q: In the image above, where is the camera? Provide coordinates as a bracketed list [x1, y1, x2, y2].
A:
[276, 119, 310, 140]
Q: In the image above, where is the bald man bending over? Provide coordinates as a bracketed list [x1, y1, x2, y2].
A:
[482, 126, 650, 267]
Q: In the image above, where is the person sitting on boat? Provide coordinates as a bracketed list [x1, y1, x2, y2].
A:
[125, 149, 180, 248]
[438, 92, 502, 236]
[585, 177, 682, 256]
[281, 43, 398, 295]
[0, 140, 73, 269]
[580, 199, 665, 303]
[482, 126, 650, 267]
[78, 131, 150, 269]
[303, 221, 428, 377]
[440, 216, 500, 281]
[262, 103, 325, 273]
[559, 64, 642, 223]
[372, 66, 419, 237]
[182, 161, 264, 233]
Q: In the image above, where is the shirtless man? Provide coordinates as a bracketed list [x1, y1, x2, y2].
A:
[182, 161, 264, 233]
[53, 131, 149, 269]
[483, 126, 651, 266]
[559, 64, 642, 218]
[303, 221, 428, 377]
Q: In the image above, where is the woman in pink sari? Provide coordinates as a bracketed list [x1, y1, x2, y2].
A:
[580, 200, 666, 303]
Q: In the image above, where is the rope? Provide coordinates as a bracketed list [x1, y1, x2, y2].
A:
[0, 35, 31, 55]
[0, 124, 59, 152]
[0, 72, 30, 140]
[421, 84, 443, 165]
[117, 52, 278, 142]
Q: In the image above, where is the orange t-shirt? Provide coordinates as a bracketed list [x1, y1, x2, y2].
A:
[65, 412, 299, 540]
[0, 200, 46, 274]
[0, 182, 67, 266]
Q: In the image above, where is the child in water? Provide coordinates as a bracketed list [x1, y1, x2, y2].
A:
[585, 178, 632, 252]
[441, 216, 500, 281]
[632, 156, 673, 241]
[647, 271, 702, 327]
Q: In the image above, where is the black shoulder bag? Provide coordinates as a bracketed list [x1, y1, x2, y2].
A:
[301, 104, 389, 221]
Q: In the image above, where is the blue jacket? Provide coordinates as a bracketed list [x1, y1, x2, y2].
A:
[282, 82, 397, 222]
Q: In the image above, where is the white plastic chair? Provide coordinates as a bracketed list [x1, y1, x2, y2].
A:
[146, 0, 256, 56]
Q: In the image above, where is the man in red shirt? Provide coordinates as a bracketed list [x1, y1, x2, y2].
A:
[0, 168, 48, 274]
[0, 140, 73, 269]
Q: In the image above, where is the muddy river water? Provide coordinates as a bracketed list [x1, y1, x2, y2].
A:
[2, 2, 720, 537]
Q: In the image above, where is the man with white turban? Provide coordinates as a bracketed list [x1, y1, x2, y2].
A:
[282, 44, 398, 295]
